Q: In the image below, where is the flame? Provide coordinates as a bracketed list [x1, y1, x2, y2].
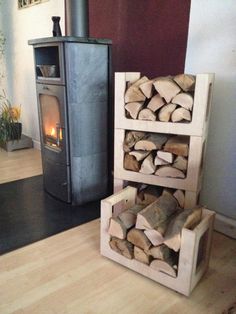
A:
[59, 129, 63, 140]
[50, 127, 56, 137]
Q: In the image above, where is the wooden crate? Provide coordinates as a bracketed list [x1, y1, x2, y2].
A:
[100, 186, 215, 296]
[114, 72, 214, 137]
[114, 129, 206, 192]
[113, 178, 200, 210]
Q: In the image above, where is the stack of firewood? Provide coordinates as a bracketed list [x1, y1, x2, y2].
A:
[108, 191, 202, 278]
[124, 74, 195, 122]
[123, 130, 189, 178]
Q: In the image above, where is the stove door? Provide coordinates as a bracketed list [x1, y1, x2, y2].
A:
[37, 83, 71, 203]
[36, 83, 70, 165]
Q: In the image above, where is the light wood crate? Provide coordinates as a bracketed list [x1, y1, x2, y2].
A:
[100, 186, 215, 296]
[113, 178, 200, 210]
[115, 72, 214, 137]
[114, 129, 206, 192]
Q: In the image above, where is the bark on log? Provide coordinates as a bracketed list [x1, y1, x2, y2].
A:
[173, 156, 188, 172]
[109, 237, 134, 259]
[144, 216, 173, 246]
[139, 80, 155, 98]
[134, 246, 152, 265]
[138, 108, 156, 121]
[158, 103, 177, 122]
[153, 78, 181, 103]
[139, 154, 156, 174]
[173, 74, 195, 92]
[124, 154, 140, 172]
[147, 94, 165, 112]
[142, 186, 162, 205]
[164, 207, 203, 252]
[147, 245, 171, 260]
[172, 92, 194, 111]
[108, 217, 127, 240]
[155, 165, 185, 179]
[171, 107, 191, 122]
[129, 150, 150, 161]
[173, 189, 185, 208]
[125, 102, 144, 119]
[127, 228, 152, 251]
[123, 131, 146, 152]
[164, 135, 189, 157]
[134, 133, 169, 151]
[150, 259, 177, 278]
[157, 150, 174, 163]
[136, 193, 178, 230]
[118, 204, 145, 229]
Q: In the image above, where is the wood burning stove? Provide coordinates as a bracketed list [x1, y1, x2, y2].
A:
[29, 37, 111, 204]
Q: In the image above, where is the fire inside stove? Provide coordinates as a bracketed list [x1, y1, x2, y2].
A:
[40, 94, 63, 150]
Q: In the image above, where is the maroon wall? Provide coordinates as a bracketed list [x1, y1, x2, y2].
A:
[89, 0, 191, 78]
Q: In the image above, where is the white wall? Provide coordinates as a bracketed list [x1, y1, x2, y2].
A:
[185, 0, 236, 219]
[0, 0, 64, 143]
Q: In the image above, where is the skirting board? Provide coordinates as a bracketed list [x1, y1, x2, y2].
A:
[33, 139, 41, 150]
[214, 213, 236, 239]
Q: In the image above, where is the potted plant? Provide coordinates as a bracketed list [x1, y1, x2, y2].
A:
[0, 91, 22, 146]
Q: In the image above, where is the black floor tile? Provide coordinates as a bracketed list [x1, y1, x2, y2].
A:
[0, 175, 100, 255]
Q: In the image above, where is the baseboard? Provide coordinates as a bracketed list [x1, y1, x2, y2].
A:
[33, 140, 41, 150]
[214, 213, 236, 239]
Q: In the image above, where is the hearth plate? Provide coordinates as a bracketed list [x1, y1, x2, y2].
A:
[0, 175, 100, 255]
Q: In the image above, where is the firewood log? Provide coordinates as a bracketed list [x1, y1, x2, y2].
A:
[134, 133, 169, 151]
[132, 76, 149, 87]
[147, 94, 165, 112]
[109, 237, 134, 259]
[154, 156, 169, 166]
[134, 246, 152, 265]
[144, 216, 173, 246]
[127, 228, 152, 251]
[158, 103, 177, 122]
[173, 74, 195, 92]
[118, 204, 145, 229]
[171, 107, 191, 122]
[108, 217, 127, 240]
[164, 207, 203, 251]
[164, 135, 189, 157]
[124, 76, 148, 103]
[129, 150, 150, 161]
[138, 108, 156, 121]
[139, 79, 155, 98]
[173, 189, 185, 208]
[157, 150, 174, 163]
[150, 259, 177, 277]
[172, 92, 194, 111]
[173, 155, 188, 172]
[153, 78, 181, 103]
[139, 154, 156, 174]
[136, 193, 178, 230]
[124, 154, 141, 172]
[155, 165, 185, 178]
[125, 102, 144, 119]
[123, 131, 146, 152]
[162, 188, 174, 197]
[147, 245, 171, 260]
[142, 186, 162, 205]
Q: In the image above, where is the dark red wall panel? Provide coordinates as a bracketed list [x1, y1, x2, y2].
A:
[89, 0, 191, 78]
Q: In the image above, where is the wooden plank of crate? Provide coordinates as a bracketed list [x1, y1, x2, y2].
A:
[115, 72, 140, 129]
[100, 187, 215, 296]
[115, 73, 214, 137]
[114, 129, 204, 192]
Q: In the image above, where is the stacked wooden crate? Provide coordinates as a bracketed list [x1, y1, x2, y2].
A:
[113, 72, 214, 209]
[100, 71, 215, 296]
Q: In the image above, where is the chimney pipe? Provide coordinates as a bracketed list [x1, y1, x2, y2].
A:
[65, 0, 89, 37]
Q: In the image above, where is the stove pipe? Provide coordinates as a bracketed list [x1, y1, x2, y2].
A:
[65, 0, 89, 37]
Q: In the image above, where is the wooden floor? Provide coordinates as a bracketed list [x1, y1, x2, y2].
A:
[0, 148, 42, 184]
[0, 219, 235, 314]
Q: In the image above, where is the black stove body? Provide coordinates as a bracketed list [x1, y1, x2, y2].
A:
[29, 36, 111, 204]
